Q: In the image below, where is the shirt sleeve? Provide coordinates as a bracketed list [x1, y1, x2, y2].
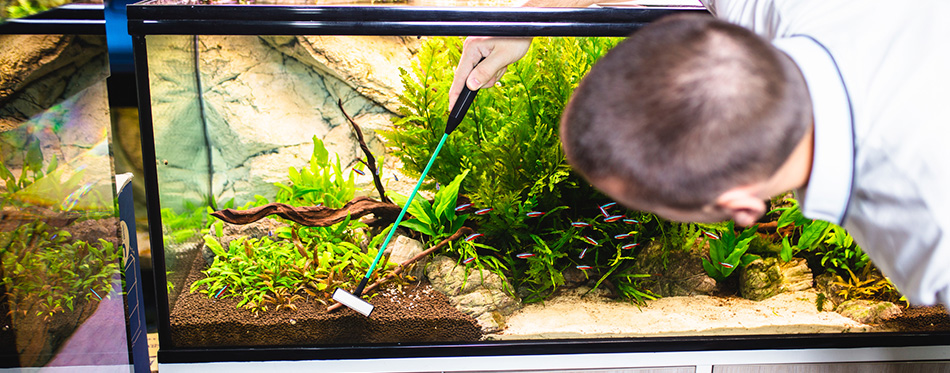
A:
[698, 0, 784, 40]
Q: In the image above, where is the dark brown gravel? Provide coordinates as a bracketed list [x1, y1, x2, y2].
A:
[880, 305, 950, 332]
[169, 253, 482, 347]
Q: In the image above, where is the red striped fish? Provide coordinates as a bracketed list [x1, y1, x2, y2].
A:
[604, 215, 624, 223]
[353, 168, 366, 176]
[455, 203, 472, 212]
[576, 265, 592, 270]
[703, 231, 720, 240]
[215, 285, 228, 298]
[474, 208, 493, 215]
[526, 211, 545, 218]
[571, 221, 590, 228]
[462, 257, 476, 264]
[579, 248, 588, 259]
[465, 233, 484, 242]
[623, 218, 640, 225]
[621, 243, 640, 250]
[614, 233, 634, 240]
[582, 236, 599, 246]
[719, 262, 735, 269]
[600, 202, 617, 210]
[516, 253, 535, 259]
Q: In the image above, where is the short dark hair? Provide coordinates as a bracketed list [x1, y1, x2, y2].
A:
[561, 14, 811, 211]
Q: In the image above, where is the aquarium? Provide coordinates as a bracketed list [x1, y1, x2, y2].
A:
[127, 0, 950, 369]
[0, 11, 141, 369]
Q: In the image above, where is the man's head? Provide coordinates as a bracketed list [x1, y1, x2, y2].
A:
[561, 14, 812, 225]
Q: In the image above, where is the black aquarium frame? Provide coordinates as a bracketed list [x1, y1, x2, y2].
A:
[126, 1, 950, 365]
[0, 3, 105, 34]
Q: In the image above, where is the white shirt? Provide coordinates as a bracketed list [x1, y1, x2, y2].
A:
[703, 0, 950, 305]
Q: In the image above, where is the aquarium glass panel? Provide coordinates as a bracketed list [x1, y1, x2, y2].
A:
[146, 32, 949, 350]
[0, 34, 128, 367]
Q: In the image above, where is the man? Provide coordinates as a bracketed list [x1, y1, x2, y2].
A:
[449, 0, 950, 306]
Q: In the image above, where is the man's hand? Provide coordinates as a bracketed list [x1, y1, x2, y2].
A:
[448, 37, 533, 109]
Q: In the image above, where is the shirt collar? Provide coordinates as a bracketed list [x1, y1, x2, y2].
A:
[772, 36, 855, 225]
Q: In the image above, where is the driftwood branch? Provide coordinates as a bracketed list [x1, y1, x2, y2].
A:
[338, 99, 390, 204]
[210, 196, 400, 227]
[327, 226, 474, 313]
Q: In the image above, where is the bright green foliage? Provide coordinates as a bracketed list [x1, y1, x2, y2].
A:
[391, 169, 470, 243]
[271, 136, 356, 209]
[192, 217, 395, 315]
[385, 36, 622, 242]
[3, 0, 69, 20]
[772, 198, 869, 274]
[0, 221, 121, 321]
[701, 221, 760, 283]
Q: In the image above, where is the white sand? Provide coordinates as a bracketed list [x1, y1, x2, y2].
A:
[487, 288, 876, 340]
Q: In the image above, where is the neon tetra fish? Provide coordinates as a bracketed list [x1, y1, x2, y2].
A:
[582, 236, 599, 246]
[353, 168, 366, 176]
[576, 265, 592, 270]
[474, 208, 493, 215]
[579, 248, 588, 259]
[719, 262, 735, 269]
[623, 218, 639, 225]
[604, 215, 624, 223]
[621, 243, 640, 250]
[703, 231, 720, 240]
[614, 233, 634, 239]
[455, 203, 472, 212]
[571, 221, 590, 228]
[600, 202, 617, 210]
[462, 257, 476, 264]
[215, 285, 228, 298]
[526, 211, 545, 217]
[464, 233, 484, 242]
[516, 253, 535, 259]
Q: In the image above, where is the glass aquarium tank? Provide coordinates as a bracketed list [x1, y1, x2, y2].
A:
[127, 0, 950, 369]
[1, 7, 137, 369]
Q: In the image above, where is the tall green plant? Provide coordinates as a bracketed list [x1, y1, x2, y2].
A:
[272, 135, 356, 209]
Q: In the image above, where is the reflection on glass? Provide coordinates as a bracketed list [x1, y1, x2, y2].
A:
[0, 34, 126, 367]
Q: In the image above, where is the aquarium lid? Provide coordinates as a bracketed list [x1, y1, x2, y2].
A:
[126, 1, 708, 36]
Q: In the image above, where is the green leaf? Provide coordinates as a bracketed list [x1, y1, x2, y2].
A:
[390, 193, 434, 226]
[399, 218, 436, 237]
[433, 169, 469, 222]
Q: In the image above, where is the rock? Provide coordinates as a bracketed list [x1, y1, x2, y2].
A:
[815, 272, 847, 308]
[740, 257, 813, 301]
[261, 35, 421, 113]
[631, 240, 720, 297]
[0, 35, 108, 131]
[384, 235, 426, 279]
[426, 255, 521, 333]
[836, 299, 901, 324]
[146, 34, 398, 206]
[204, 218, 288, 266]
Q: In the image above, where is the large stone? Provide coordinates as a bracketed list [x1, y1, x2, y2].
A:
[383, 235, 426, 279]
[836, 299, 901, 324]
[426, 255, 521, 333]
[631, 240, 719, 297]
[739, 257, 813, 301]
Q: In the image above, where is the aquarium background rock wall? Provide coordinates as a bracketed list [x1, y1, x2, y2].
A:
[145, 35, 421, 209]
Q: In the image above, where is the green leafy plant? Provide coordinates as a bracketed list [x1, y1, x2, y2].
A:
[391, 169, 470, 243]
[192, 216, 394, 315]
[271, 136, 356, 209]
[772, 198, 831, 262]
[701, 221, 760, 282]
[0, 221, 120, 321]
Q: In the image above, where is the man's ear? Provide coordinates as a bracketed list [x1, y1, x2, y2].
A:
[714, 186, 767, 227]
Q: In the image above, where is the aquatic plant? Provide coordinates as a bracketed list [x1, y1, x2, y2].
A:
[772, 198, 869, 275]
[271, 135, 356, 209]
[2, 0, 68, 20]
[193, 217, 396, 315]
[391, 169, 470, 243]
[386, 36, 622, 241]
[701, 221, 759, 283]
[0, 221, 120, 321]
[833, 265, 907, 306]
